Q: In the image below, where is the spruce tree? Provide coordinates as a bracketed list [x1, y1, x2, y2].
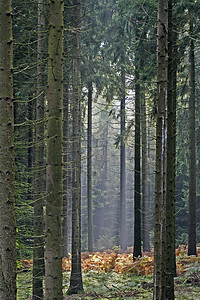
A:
[33, 0, 46, 298]
[0, 0, 16, 298]
[45, 0, 64, 298]
[154, 0, 168, 298]
[68, 0, 84, 294]
[188, 15, 197, 256]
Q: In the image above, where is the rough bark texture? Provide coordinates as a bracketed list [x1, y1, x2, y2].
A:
[165, 0, 176, 298]
[133, 66, 141, 258]
[188, 19, 196, 256]
[68, 0, 84, 294]
[154, 0, 168, 299]
[0, 1, 16, 299]
[87, 81, 94, 252]
[45, 0, 64, 299]
[33, 1, 46, 298]
[120, 65, 127, 251]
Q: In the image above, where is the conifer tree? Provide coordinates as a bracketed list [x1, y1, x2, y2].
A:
[154, 0, 168, 298]
[87, 81, 94, 252]
[68, 0, 84, 294]
[45, 0, 64, 298]
[0, 0, 16, 298]
[33, 0, 46, 298]
[188, 15, 197, 256]
[166, 0, 176, 297]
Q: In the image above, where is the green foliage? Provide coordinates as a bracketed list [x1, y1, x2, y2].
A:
[17, 269, 200, 299]
[17, 271, 32, 299]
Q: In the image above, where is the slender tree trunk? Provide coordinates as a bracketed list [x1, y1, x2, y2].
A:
[141, 92, 150, 252]
[188, 18, 196, 256]
[45, 0, 64, 299]
[68, 0, 84, 294]
[133, 66, 141, 258]
[28, 101, 34, 203]
[96, 114, 108, 240]
[87, 81, 93, 252]
[120, 65, 127, 251]
[63, 82, 69, 258]
[154, 0, 168, 299]
[165, 0, 176, 298]
[0, 1, 16, 299]
[33, 1, 46, 298]
[102, 119, 108, 230]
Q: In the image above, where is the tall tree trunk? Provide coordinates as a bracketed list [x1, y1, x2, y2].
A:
[133, 66, 141, 258]
[154, 0, 168, 299]
[94, 113, 108, 242]
[68, 0, 84, 294]
[28, 101, 34, 203]
[188, 18, 196, 256]
[141, 92, 150, 252]
[63, 82, 69, 258]
[0, 1, 16, 299]
[45, 0, 64, 299]
[87, 81, 93, 252]
[33, 1, 46, 298]
[165, 0, 176, 298]
[120, 65, 127, 251]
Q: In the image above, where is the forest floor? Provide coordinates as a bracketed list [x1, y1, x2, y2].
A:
[18, 245, 200, 299]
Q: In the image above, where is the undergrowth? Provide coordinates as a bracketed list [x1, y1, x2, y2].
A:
[17, 269, 200, 299]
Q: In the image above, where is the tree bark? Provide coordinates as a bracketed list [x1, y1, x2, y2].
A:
[141, 93, 150, 252]
[68, 0, 84, 294]
[33, 1, 46, 298]
[0, 1, 16, 299]
[154, 0, 168, 298]
[87, 81, 94, 252]
[120, 64, 127, 251]
[133, 65, 141, 258]
[63, 81, 69, 258]
[45, 0, 64, 299]
[188, 18, 196, 256]
[165, 0, 176, 298]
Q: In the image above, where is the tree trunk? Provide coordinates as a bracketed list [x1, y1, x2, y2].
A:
[33, 1, 46, 298]
[87, 81, 93, 252]
[27, 101, 34, 203]
[165, 0, 176, 298]
[63, 82, 69, 258]
[133, 66, 141, 258]
[141, 92, 150, 253]
[68, 0, 84, 294]
[154, 0, 168, 299]
[188, 18, 196, 256]
[45, 0, 64, 299]
[120, 65, 127, 251]
[0, 1, 16, 299]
